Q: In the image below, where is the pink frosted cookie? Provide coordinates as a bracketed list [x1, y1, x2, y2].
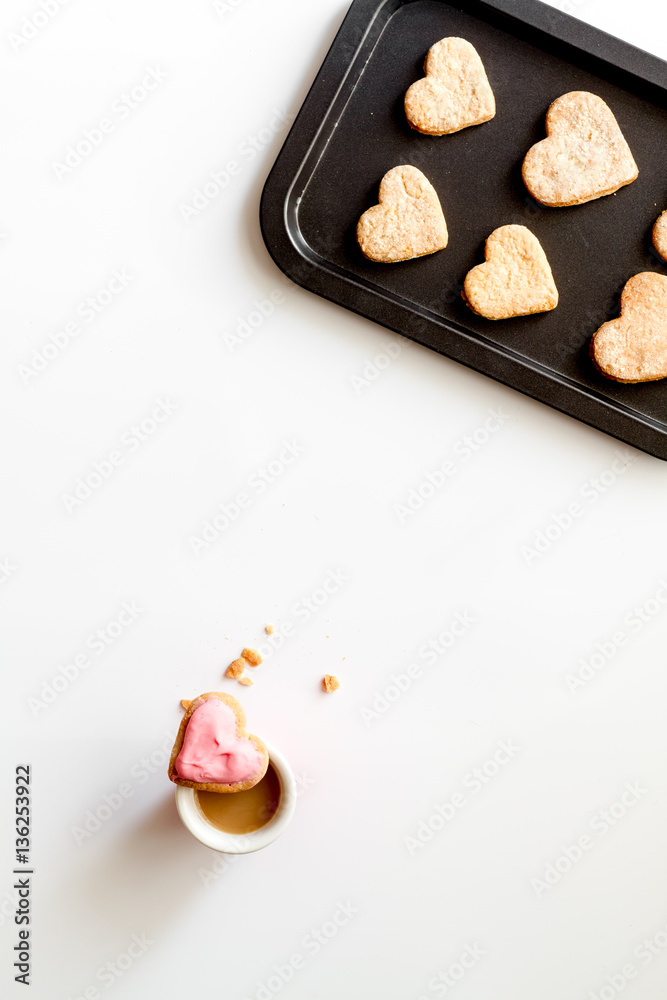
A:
[168, 691, 268, 792]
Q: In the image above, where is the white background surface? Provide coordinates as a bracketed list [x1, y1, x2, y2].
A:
[2, 0, 667, 997]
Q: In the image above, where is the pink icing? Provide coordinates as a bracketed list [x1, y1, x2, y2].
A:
[175, 698, 264, 784]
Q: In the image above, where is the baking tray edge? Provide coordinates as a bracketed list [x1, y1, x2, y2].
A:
[260, 0, 667, 461]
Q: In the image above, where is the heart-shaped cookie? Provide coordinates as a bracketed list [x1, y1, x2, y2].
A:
[462, 225, 558, 320]
[653, 211, 667, 262]
[168, 691, 268, 792]
[591, 272, 667, 383]
[404, 37, 496, 136]
[357, 165, 447, 263]
[522, 92, 638, 207]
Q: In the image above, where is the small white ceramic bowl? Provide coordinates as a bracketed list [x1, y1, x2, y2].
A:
[174, 742, 296, 854]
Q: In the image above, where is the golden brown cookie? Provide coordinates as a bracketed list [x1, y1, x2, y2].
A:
[168, 691, 268, 792]
[462, 225, 558, 320]
[226, 658, 246, 679]
[322, 674, 340, 692]
[653, 211, 667, 262]
[591, 272, 667, 383]
[357, 165, 447, 263]
[522, 92, 638, 207]
[404, 37, 495, 136]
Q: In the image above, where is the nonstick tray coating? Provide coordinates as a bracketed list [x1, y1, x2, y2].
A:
[260, 0, 667, 460]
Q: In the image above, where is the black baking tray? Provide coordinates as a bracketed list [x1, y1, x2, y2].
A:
[260, 0, 667, 460]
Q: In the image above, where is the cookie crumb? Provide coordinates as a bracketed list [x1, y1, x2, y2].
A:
[180, 699, 191, 710]
[322, 674, 340, 693]
[265, 624, 274, 635]
[238, 677, 254, 687]
[226, 658, 246, 679]
[242, 647, 262, 667]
